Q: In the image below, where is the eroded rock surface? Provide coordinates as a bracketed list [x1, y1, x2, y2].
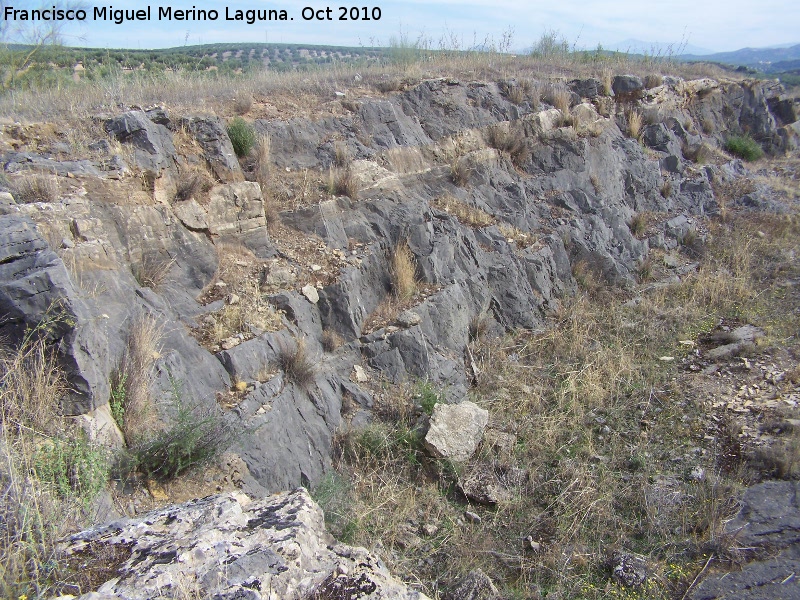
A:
[62, 489, 430, 600]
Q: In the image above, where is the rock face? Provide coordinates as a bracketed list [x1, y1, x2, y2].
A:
[180, 115, 244, 183]
[424, 401, 489, 462]
[690, 481, 800, 599]
[105, 111, 176, 175]
[62, 489, 430, 600]
[1, 75, 796, 493]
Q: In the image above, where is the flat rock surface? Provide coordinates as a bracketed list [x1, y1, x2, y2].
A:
[690, 481, 800, 599]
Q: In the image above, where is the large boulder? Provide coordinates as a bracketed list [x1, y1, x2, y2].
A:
[62, 489, 431, 600]
[612, 75, 644, 97]
[0, 214, 111, 414]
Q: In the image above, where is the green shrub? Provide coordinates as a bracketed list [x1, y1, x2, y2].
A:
[126, 380, 235, 481]
[415, 381, 442, 415]
[33, 434, 109, 504]
[227, 117, 256, 157]
[725, 134, 764, 161]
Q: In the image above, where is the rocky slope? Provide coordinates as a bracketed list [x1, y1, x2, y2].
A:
[1, 72, 799, 597]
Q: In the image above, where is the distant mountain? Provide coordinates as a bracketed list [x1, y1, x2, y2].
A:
[609, 39, 714, 57]
[682, 43, 800, 72]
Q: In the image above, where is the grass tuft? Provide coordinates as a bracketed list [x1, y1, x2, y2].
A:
[275, 338, 316, 388]
[227, 116, 256, 158]
[627, 109, 643, 139]
[725, 134, 764, 162]
[390, 241, 419, 302]
[327, 167, 360, 199]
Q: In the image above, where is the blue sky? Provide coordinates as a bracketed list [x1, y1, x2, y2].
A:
[5, 0, 799, 53]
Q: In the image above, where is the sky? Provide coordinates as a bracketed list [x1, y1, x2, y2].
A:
[4, 0, 799, 54]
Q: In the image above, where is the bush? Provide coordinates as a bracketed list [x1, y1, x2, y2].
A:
[126, 380, 234, 482]
[415, 381, 442, 415]
[450, 158, 471, 186]
[33, 435, 109, 502]
[725, 135, 764, 162]
[13, 173, 59, 203]
[227, 117, 256, 158]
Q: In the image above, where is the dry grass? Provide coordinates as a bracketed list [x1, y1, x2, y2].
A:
[114, 314, 162, 445]
[433, 194, 493, 228]
[0, 49, 734, 123]
[333, 142, 350, 168]
[390, 241, 419, 302]
[600, 67, 613, 96]
[132, 252, 175, 289]
[321, 329, 344, 353]
[174, 171, 211, 203]
[627, 109, 644, 139]
[484, 124, 529, 168]
[252, 135, 280, 227]
[327, 167, 360, 200]
[232, 90, 253, 115]
[1, 320, 109, 599]
[449, 158, 471, 187]
[319, 211, 800, 599]
[275, 338, 316, 388]
[13, 173, 59, 203]
[628, 212, 648, 237]
[644, 73, 663, 89]
[544, 82, 571, 116]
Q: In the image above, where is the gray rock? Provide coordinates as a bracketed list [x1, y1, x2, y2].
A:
[105, 111, 176, 175]
[610, 551, 648, 588]
[569, 78, 603, 99]
[63, 489, 430, 600]
[612, 75, 644, 96]
[690, 481, 800, 599]
[641, 123, 682, 156]
[459, 466, 511, 505]
[180, 115, 244, 182]
[445, 569, 501, 600]
[301, 284, 319, 304]
[424, 401, 488, 462]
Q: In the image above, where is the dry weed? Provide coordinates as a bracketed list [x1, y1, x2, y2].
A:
[275, 338, 316, 388]
[390, 242, 419, 302]
[13, 173, 59, 203]
[484, 124, 529, 168]
[174, 171, 211, 203]
[321, 329, 344, 352]
[115, 315, 161, 445]
[132, 252, 175, 289]
[449, 158, 471, 187]
[627, 109, 643, 139]
[232, 90, 253, 115]
[434, 194, 493, 228]
[327, 167, 359, 199]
